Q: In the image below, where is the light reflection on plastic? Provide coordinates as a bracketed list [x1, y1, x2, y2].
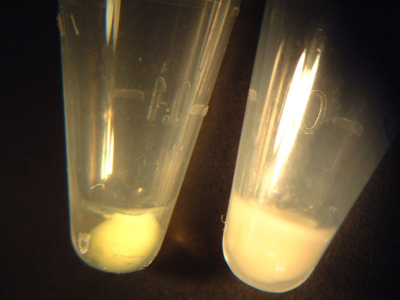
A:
[101, 107, 115, 180]
[268, 49, 321, 190]
[106, 0, 121, 50]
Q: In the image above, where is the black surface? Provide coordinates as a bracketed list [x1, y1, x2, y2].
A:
[2, 0, 400, 299]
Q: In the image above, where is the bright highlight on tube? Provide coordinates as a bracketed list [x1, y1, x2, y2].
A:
[106, 0, 121, 49]
[270, 50, 320, 190]
[101, 107, 115, 181]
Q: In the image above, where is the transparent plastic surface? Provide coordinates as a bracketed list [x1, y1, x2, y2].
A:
[58, 0, 240, 273]
[223, 0, 397, 293]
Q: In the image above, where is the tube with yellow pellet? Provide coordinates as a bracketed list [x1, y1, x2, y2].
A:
[59, 0, 241, 273]
[88, 213, 161, 273]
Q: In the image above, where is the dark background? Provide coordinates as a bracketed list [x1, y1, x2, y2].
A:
[2, 0, 400, 299]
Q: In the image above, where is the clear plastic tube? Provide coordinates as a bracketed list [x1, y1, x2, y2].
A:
[223, 0, 397, 293]
[58, 0, 240, 273]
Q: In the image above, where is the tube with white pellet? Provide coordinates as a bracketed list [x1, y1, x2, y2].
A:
[223, 0, 395, 293]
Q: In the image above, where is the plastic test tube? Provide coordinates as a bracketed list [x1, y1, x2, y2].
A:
[58, 0, 240, 274]
[223, 0, 398, 293]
